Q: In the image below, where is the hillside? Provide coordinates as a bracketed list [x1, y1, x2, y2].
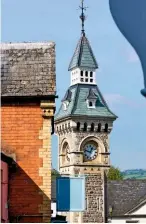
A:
[122, 169, 146, 179]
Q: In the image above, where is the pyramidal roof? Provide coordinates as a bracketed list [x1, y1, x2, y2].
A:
[55, 84, 117, 121]
[68, 34, 98, 71]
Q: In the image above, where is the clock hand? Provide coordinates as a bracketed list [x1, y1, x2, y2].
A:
[85, 149, 90, 153]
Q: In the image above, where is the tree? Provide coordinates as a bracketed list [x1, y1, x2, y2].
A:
[107, 166, 123, 180]
[51, 169, 60, 179]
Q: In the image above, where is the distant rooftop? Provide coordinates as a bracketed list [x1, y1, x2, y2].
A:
[107, 180, 146, 216]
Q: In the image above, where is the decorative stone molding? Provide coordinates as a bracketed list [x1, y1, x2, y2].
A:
[39, 100, 55, 222]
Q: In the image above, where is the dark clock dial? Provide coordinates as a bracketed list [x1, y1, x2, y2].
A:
[84, 144, 97, 160]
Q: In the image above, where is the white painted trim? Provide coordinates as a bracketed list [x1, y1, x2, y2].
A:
[70, 68, 96, 86]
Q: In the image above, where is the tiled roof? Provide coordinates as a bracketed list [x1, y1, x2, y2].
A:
[61, 89, 72, 102]
[68, 35, 98, 71]
[107, 180, 146, 216]
[87, 88, 98, 100]
[55, 84, 117, 121]
[1, 42, 56, 97]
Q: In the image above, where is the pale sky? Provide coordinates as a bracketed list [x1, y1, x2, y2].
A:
[2, 0, 146, 171]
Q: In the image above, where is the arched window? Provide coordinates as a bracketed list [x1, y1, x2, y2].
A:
[91, 123, 94, 132]
[97, 123, 101, 132]
[85, 71, 88, 77]
[105, 123, 108, 132]
[80, 71, 83, 76]
[83, 122, 87, 131]
[89, 101, 93, 107]
[62, 142, 70, 163]
[77, 122, 80, 131]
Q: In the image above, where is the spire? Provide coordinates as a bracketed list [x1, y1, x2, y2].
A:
[68, 0, 98, 71]
[79, 0, 87, 36]
[68, 35, 98, 71]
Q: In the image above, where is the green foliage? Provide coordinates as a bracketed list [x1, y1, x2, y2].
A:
[107, 166, 123, 180]
[51, 169, 60, 179]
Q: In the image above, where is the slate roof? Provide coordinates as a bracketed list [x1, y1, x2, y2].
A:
[87, 88, 98, 100]
[68, 35, 98, 71]
[1, 42, 56, 97]
[55, 84, 117, 121]
[107, 180, 146, 216]
[61, 89, 72, 102]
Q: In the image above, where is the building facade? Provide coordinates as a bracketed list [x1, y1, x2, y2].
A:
[1, 42, 56, 223]
[54, 2, 117, 222]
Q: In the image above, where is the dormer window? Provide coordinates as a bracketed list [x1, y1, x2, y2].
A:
[63, 101, 69, 111]
[86, 88, 97, 108]
[89, 101, 93, 107]
[87, 99, 96, 108]
[62, 89, 72, 111]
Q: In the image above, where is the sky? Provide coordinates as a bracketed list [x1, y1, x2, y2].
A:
[2, 0, 146, 171]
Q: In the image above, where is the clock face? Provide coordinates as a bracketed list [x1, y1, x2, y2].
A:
[84, 144, 97, 160]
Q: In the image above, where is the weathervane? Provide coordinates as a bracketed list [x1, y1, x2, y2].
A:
[79, 0, 88, 36]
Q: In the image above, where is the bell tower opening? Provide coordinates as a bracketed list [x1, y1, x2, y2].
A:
[70, 68, 96, 86]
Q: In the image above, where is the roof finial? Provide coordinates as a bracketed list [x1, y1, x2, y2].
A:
[79, 0, 87, 36]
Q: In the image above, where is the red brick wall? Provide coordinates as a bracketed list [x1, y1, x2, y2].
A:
[1, 104, 49, 223]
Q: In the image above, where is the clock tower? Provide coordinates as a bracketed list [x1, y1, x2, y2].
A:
[54, 1, 117, 223]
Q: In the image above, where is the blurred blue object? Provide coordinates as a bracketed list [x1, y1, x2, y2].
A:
[109, 0, 146, 98]
[56, 176, 85, 212]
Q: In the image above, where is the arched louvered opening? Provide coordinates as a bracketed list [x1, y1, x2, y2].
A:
[97, 123, 101, 132]
[91, 123, 94, 132]
[90, 71, 93, 77]
[62, 142, 70, 163]
[80, 71, 83, 76]
[85, 71, 88, 77]
[105, 147, 108, 153]
[104, 123, 108, 132]
[77, 122, 80, 131]
[83, 122, 87, 132]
